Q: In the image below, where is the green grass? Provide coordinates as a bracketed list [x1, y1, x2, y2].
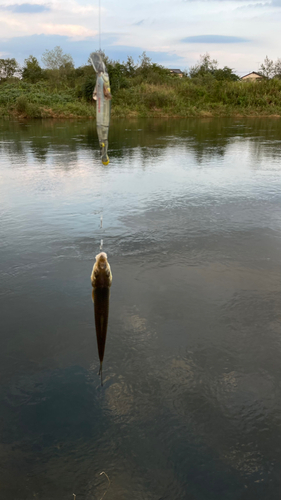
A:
[1, 77, 281, 119]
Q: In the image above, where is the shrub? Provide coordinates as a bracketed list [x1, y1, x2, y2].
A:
[16, 95, 28, 113]
[82, 76, 96, 102]
[27, 103, 42, 118]
[143, 89, 176, 109]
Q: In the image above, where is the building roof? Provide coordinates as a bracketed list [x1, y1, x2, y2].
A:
[169, 69, 183, 74]
[241, 71, 264, 79]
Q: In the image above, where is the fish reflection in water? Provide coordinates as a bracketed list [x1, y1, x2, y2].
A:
[91, 252, 112, 385]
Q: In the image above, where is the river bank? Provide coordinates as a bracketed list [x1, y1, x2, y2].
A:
[1, 79, 281, 119]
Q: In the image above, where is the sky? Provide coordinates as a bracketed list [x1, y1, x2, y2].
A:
[0, 0, 281, 75]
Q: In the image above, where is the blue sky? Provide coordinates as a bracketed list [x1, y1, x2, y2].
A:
[0, 0, 281, 74]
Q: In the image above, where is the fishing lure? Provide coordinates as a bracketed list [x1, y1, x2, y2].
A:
[90, 52, 112, 165]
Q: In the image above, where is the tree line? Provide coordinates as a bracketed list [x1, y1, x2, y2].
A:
[1, 47, 281, 110]
[0, 47, 242, 91]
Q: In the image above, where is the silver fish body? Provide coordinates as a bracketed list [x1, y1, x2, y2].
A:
[90, 52, 112, 165]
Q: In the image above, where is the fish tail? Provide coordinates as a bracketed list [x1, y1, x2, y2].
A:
[99, 361, 103, 387]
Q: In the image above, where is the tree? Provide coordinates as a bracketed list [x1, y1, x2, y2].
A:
[41, 46, 74, 70]
[22, 55, 43, 83]
[213, 66, 239, 81]
[259, 56, 274, 78]
[138, 51, 152, 69]
[42, 46, 75, 85]
[135, 51, 153, 78]
[188, 54, 239, 81]
[274, 58, 281, 79]
[0, 58, 20, 79]
[189, 53, 218, 78]
[125, 56, 137, 77]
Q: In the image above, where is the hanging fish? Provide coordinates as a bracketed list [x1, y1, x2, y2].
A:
[91, 252, 112, 385]
[90, 52, 112, 165]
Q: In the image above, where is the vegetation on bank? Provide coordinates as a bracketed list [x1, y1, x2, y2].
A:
[1, 49, 281, 118]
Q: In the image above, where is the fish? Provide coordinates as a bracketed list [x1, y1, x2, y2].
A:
[90, 52, 112, 166]
[91, 252, 112, 289]
[91, 252, 112, 385]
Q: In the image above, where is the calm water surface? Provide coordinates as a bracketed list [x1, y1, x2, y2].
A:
[0, 118, 281, 499]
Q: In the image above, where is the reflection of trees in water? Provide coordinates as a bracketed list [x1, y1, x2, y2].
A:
[108, 117, 281, 165]
[50, 150, 79, 170]
[1, 121, 84, 167]
[2, 117, 281, 166]
[30, 137, 49, 162]
[250, 139, 281, 167]
[0, 122, 28, 162]
[0, 142, 28, 164]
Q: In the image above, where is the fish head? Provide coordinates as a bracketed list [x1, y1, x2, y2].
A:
[96, 251, 108, 270]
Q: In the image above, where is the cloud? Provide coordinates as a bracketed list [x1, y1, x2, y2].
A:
[0, 34, 186, 67]
[182, 35, 250, 43]
[133, 19, 145, 26]
[40, 24, 96, 38]
[0, 3, 50, 13]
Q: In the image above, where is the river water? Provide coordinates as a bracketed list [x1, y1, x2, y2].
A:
[0, 118, 281, 500]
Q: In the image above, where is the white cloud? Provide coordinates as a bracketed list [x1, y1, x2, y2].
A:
[40, 23, 96, 38]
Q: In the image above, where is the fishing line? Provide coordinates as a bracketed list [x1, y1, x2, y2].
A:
[94, 0, 108, 251]
[98, 0, 101, 51]
[99, 178, 104, 251]
[99, 132, 105, 252]
[100, 215, 103, 250]
[98, 0, 103, 249]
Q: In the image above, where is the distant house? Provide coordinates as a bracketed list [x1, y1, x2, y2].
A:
[241, 71, 265, 81]
[169, 69, 184, 78]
